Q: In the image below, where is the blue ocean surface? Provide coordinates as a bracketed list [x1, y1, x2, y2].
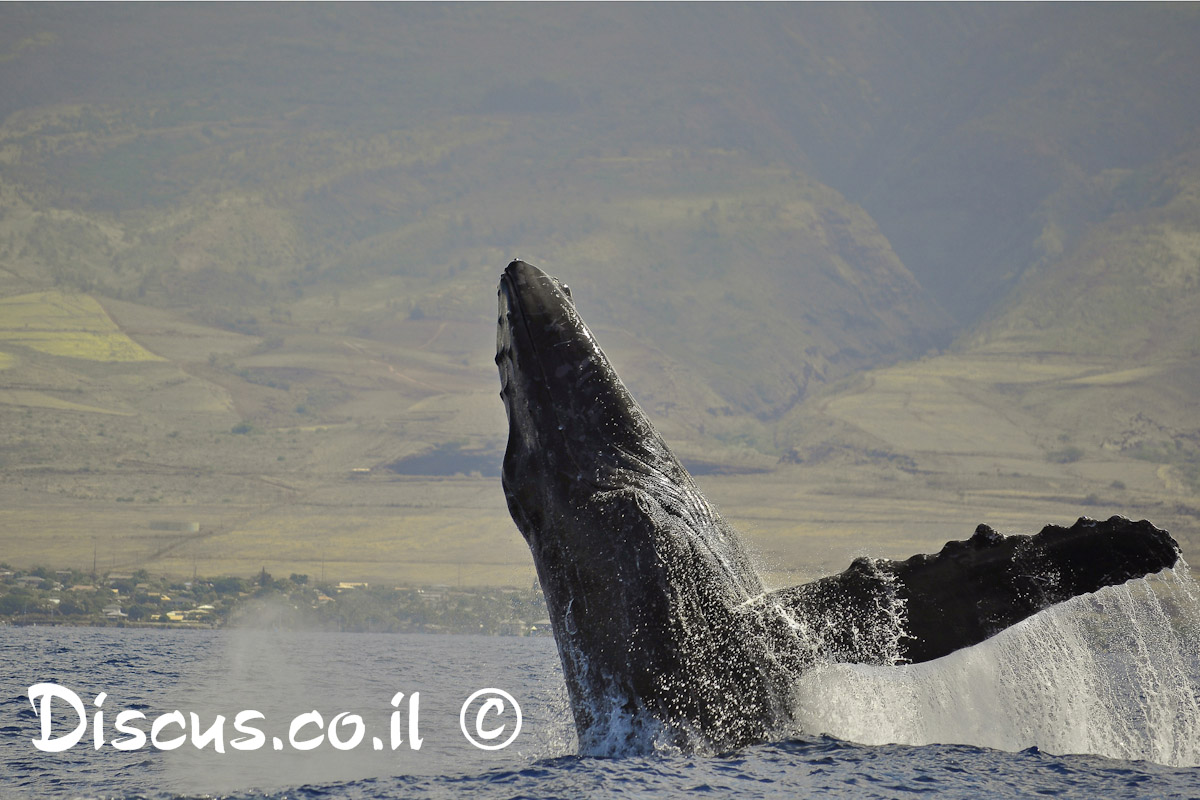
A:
[4, 571, 1200, 799]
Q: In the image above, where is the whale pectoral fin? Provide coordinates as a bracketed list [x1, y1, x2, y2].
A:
[771, 516, 1180, 665]
[892, 516, 1179, 663]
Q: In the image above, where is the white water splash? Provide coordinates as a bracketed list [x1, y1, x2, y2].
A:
[792, 564, 1200, 766]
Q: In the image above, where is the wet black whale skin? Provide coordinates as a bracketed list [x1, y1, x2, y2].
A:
[495, 258, 1181, 749]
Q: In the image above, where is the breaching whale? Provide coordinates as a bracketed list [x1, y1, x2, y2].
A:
[495, 259, 1180, 754]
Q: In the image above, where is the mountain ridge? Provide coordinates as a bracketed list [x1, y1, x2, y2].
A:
[0, 5, 1196, 582]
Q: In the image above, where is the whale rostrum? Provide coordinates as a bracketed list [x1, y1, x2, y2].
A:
[495, 259, 1180, 754]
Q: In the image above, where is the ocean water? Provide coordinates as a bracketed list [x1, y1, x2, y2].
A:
[4, 569, 1200, 799]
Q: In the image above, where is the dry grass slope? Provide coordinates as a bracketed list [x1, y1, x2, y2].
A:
[0, 291, 164, 362]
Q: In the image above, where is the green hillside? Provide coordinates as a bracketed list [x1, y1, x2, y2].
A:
[970, 143, 1200, 363]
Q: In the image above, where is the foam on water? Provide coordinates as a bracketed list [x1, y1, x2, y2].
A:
[792, 564, 1200, 766]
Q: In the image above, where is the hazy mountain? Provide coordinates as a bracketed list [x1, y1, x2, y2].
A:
[0, 5, 968, 423]
[0, 4, 1196, 581]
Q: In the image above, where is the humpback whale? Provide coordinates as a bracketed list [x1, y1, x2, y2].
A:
[495, 259, 1180, 754]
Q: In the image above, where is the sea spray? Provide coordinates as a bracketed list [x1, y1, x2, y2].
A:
[791, 565, 1200, 766]
[160, 603, 401, 792]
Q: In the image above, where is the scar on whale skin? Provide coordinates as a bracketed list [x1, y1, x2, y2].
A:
[495, 259, 1180, 754]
